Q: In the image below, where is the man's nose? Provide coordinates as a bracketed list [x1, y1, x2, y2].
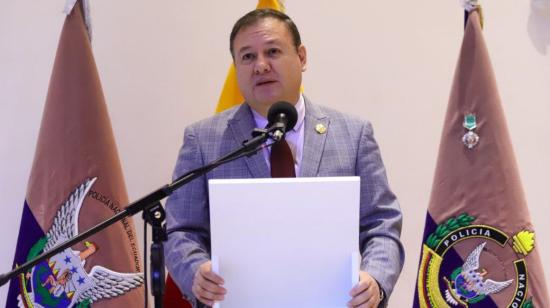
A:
[254, 56, 271, 74]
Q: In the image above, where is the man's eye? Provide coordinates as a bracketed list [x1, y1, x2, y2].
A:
[241, 53, 255, 61]
[267, 48, 281, 56]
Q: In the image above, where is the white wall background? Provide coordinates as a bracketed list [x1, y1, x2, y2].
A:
[1, 1, 549, 306]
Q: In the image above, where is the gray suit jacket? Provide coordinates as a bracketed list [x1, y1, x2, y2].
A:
[164, 97, 404, 306]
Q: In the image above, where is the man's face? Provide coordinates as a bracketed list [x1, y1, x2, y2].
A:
[232, 18, 307, 116]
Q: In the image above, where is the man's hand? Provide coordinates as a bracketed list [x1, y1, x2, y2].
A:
[192, 261, 226, 306]
[347, 271, 382, 308]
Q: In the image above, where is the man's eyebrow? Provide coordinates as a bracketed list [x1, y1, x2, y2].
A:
[237, 39, 283, 55]
[264, 38, 282, 46]
[237, 46, 252, 55]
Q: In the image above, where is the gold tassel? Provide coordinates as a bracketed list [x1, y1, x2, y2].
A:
[473, 5, 484, 29]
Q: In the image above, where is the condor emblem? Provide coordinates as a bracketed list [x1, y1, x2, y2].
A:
[417, 213, 535, 307]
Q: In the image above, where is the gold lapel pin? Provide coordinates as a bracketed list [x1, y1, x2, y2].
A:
[315, 123, 327, 134]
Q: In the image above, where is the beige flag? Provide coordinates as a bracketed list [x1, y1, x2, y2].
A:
[7, 2, 144, 307]
[414, 9, 549, 308]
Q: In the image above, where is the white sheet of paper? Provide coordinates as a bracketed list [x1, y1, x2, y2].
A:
[209, 177, 360, 308]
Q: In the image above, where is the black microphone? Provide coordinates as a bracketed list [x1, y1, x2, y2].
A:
[267, 101, 298, 141]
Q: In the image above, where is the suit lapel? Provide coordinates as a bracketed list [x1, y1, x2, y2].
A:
[300, 98, 329, 177]
[227, 104, 270, 178]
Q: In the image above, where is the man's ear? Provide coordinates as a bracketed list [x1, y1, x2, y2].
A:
[298, 44, 307, 72]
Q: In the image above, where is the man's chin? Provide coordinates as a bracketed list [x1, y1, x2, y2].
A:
[246, 99, 282, 116]
[251, 97, 283, 106]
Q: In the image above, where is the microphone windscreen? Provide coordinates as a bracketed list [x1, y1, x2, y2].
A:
[267, 101, 298, 131]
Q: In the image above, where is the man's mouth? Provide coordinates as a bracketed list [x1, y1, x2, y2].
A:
[255, 80, 276, 87]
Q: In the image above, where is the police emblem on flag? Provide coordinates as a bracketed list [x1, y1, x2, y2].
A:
[417, 213, 535, 308]
[16, 178, 143, 308]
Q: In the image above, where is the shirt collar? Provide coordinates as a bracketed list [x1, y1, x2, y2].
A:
[251, 94, 306, 131]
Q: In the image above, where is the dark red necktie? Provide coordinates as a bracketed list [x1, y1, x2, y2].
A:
[270, 139, 296, 178]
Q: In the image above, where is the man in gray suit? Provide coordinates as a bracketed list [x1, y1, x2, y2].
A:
[165, 9, 404, 308]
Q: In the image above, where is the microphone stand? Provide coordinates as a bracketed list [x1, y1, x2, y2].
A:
[0, 127, 275, 308]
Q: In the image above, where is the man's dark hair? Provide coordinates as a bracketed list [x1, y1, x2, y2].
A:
[230, 9, 302, 58]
